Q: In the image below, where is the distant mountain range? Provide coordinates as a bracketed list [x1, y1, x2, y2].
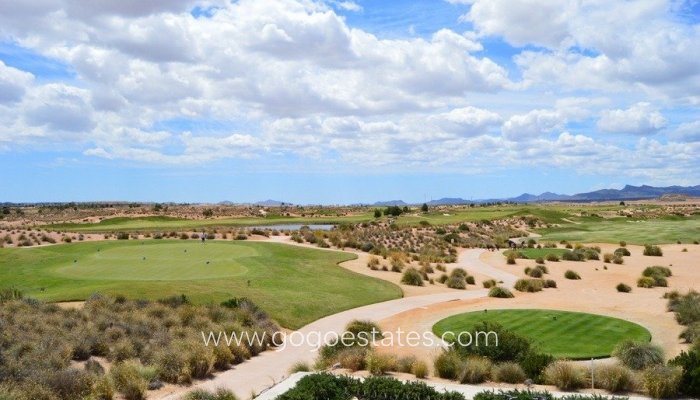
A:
[378, 185, 700, 206]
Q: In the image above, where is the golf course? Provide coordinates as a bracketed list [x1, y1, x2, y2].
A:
[433, 309, 651, 359]
[0, 240, 402, 328]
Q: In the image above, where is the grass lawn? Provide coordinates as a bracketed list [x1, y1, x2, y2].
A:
[44, 214, 375, 233]
[537, 215, 700, 244]
[432, 309, 651, 359]
[0, 240, 401, 329]
[503, 248, 569, 259]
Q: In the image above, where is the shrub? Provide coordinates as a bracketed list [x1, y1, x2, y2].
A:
[438, 274, 449, 284]
[643, 266, 672, 278]
[614, 247, 631, 256]
[289, 361, 311, 373]
[459, 357, 493, 384]
[396, 356, 417, 373]
[526, 267, 543, 278]
[668, 290, 700, 325]
[535, 257, 545, 264]
[519, 352, 554, 383]
[455, 322, 530, 363]
[411, 360, 429, 379]
[116, 232, 129, 240]
[603, 253, 613, 263]
[591, 363, 638, 393]
[337, 347, 369, 371]
[184, 388, 239, 400]
[365, 352, 396, 375]
[47, 368, 95, 400]
[401, 268, 424, 286]
[489, 286, 514, 298]
[642, 365, 682, 399]
[543, 361, 587, 390]
[506, 253, 516, 264]
[367, 256, 380, 270]
[670, 349, 700, 397]
[483, 279, 497, 289]
[613, 340, 664, 370]
[492, 362, 526, 384]
[564, 270, 581, 280]
[643, 245, 663, 257]
[110, 361, 147, 400]
[637, 276, 656, 288]
[514, 279, 543, 293]
[434, 350, 465, 380]
[545, 253, 560, 262]
[680, 322, 700, 343]
[446, 275, 467, 290]
[543, 279, 557, 288]
[616, 283, 632, 293]
[612, 254, 624, 264]
[156, 347, 192, 384]
[562, 251, 584, 261]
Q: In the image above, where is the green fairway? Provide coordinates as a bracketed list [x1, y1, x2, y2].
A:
[537, 215, 700, 244]
[433, 309, 651, 359]
[503, 248, 569, 259]
[44, 214, 374, 233]
[0, 241, 401, 329]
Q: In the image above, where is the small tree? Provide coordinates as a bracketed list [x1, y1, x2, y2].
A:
[202, 209, 214, 218]
[373, 209, 382, 218]
[421, 203, 429, 212]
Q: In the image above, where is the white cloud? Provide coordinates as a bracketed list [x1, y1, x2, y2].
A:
[670, 121, 700, 142]
[597, 102, 667, 135]
[501, 109, 565, 141]
[0, 61, 34, 104]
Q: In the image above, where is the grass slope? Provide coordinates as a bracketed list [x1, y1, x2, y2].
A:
[538, 215, 700, 244]
[433, 309, 651, 359]
[0, 240, 401, 329]
[503, 248, 569, 259]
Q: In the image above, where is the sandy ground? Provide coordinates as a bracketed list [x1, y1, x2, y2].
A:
[379, 244, 697, 365]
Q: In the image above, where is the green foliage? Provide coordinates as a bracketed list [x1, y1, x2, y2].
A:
[277, 373, 466, 400]
[614, 247, 631, 256]
[459, 356, 493, 384]
[455, 321, 531, 363]
[637, 276, 656, 288]
[411, 360, 429, 379]
[670, 349, 700, 397]
[514, 279, 544, 292]
[613, 340, 664, 370]
[446, 275, 467, 290]
[519, 352, 554, 383]
[668, 290, 700, 326]
[482, 279, 497, 288]
[365, 352, 397, 375]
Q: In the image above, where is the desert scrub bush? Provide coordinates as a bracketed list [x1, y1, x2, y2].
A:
[668, 290, 700, 326]
[489, 286, 514, 298]
[446, 275, 467, 289]
[434, 350, 465, 380]
[506, 253, 517, 264]
[543, 279, 557, 288]
[637, 276, 657, 288]
[613, 340, 664, 370]
[603, 253, 613, 263]
[591, 363, 639, 393]
[643, 266, 672, 279]
[514, 279, 543, 293]
[401, 267, 424, 286]
[614, 247, 631, 256]
[642, 365, 682, 399]
[519, 351, 554, 383]
[492, 362, 526, 383]
[288, 361, 311, 373]
[564, 270, 581, 280]
[483, 279, 497, 288]
[562, 251, 584, 261]
[643, 245, 663, 256]
[616, 283, 632, 293]
[46, 368, 95, 400]
[110, 360, 148, 400]
[545, 253, 560, 262]
[365, 351, 397, 375]
[459, 356, 493, 384]
[412, 360, 429, 379]
[525, 266, 543, 278]
[543, 361, 587, 390]
[184, 388, 239, 400]
[455, 321, 530, 363]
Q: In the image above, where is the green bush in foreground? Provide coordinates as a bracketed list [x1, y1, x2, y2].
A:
[434, 350, 465, 380]
[643, 245, 663, 257]
[670, 349, 700, 397]
[492, 362, 527, 384]
[473, 389, 629, 400]
[459, 356, 493, 384]
[591, 363, 639, 393]
[276, 373, 466, 400]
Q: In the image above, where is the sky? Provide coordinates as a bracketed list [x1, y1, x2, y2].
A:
[1, 0, 699, 204]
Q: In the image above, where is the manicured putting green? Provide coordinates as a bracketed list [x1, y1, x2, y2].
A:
[433, 309, 651, 359]
[0, 240, 401, 329]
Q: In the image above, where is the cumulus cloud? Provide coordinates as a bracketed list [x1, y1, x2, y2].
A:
[0, 61, 34, 103]
[501, 109, 565, 141]
[597, 102, 667, 135]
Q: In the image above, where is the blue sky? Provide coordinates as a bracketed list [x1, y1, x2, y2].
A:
[0, 0, 699, 204]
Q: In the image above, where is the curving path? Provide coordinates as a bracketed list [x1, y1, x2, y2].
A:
[158, 248, 496, 399]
